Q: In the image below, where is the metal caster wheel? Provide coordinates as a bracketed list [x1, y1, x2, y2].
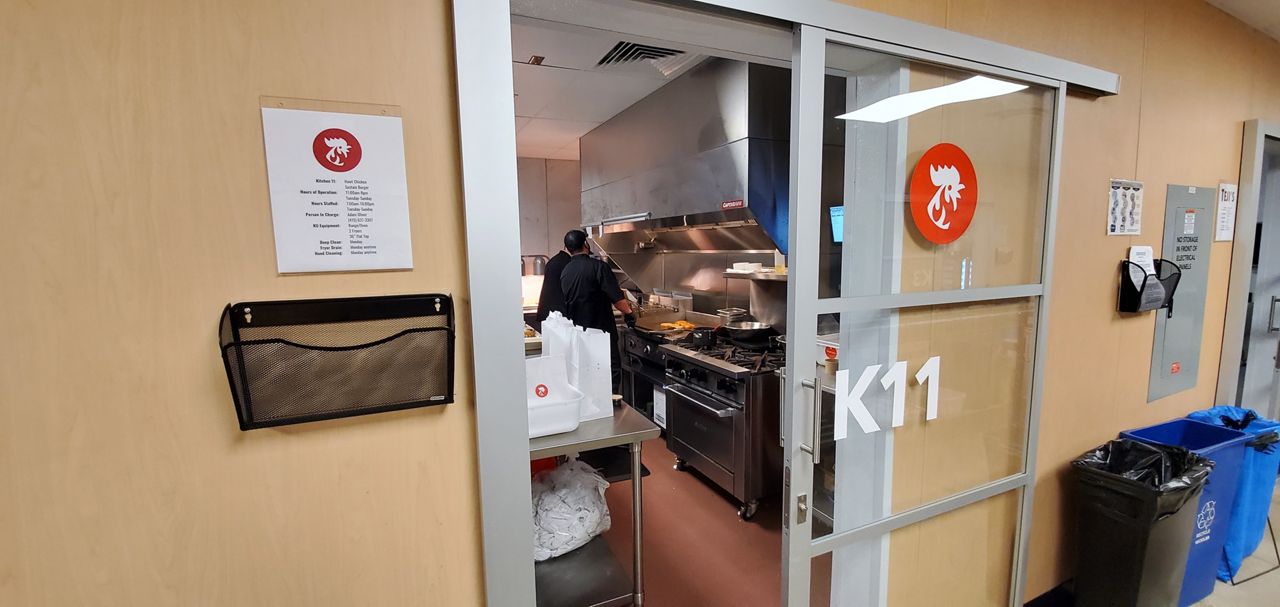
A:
[738, 501, 759, 521]
[673, 458, 688, 471]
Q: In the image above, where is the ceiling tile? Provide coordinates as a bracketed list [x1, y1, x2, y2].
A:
[513, 63, 579, 117]
[537, 71, 669, 122]
[515, 116, 532, 132]
[1208, 0, 1280, 42]
[511, 21, 622, 71]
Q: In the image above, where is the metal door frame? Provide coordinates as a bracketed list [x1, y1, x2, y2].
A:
[783, 24, 1066, 606]
[451, 2, 1115, 605]
[1217, 120, 1280, 408]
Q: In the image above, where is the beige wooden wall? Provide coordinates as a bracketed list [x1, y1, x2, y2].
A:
[0, 0, 485, 605]
[838, 0, 1280, 598]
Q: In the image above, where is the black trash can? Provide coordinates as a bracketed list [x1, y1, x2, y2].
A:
[1072, 439, 1214, 607]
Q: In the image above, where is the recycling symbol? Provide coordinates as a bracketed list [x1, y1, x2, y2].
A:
[1197, 500, 1216, 531]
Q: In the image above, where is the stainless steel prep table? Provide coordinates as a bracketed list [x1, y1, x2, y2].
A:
[530, 404, 660, 607]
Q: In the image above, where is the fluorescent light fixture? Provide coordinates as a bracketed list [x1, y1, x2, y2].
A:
[836, 76, 1028, 123]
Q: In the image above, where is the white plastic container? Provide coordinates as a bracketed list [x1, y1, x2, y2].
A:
[527, 355, 583, 438]
[528, 390, 583, 438]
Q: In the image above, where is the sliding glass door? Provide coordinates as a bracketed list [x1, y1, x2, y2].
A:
[781, 25, 1065, 606]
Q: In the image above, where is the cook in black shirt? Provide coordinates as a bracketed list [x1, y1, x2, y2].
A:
[559, 229, 636, 389]
[535, 248, 571, 323]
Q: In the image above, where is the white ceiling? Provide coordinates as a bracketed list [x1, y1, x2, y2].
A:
[510, 20, 700, 160]
[1207, 0, 1280, 42]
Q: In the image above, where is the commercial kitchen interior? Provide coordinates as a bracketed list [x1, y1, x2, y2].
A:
[8, 0, 1280, 606]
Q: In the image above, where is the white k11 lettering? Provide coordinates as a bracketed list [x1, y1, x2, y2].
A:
[833, 356, 941, 440]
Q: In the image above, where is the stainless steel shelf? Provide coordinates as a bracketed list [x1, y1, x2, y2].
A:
[529, 405, 658, 607]
[723, 271, 787, 281]
[534, 536, 632, 607]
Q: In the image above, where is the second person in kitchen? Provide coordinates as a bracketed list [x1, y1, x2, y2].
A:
[560, 229, 636, 390]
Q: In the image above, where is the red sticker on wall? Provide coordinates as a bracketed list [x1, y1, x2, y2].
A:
[312, 128, 362, 172]
[908, 143, 978, 244]
[1170, 362, 1182, 375]
[534, 384, 549, 398]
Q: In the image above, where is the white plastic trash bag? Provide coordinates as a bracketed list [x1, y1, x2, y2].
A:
[531, 459, 612, 561]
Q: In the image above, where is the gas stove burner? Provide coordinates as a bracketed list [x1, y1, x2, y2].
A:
[674, 341, 785, 374]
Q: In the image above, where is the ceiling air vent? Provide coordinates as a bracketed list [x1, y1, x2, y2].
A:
[597, 41, 684, 66]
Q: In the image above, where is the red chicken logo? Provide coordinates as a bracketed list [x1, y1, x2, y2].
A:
[909, 143, 978, 244]
[312, 128, 362, 172]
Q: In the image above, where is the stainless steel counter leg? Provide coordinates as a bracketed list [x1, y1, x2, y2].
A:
[631, 441, 644, 606]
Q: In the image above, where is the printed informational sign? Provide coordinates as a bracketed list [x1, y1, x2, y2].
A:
[1215, 183, 1238, 242]
[261, 106, 413, 273]
[909, 143, 978, 244]
[1107, 179, 1144, 236]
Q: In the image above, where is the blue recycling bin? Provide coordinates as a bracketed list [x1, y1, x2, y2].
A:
[1187, 406, 1280, 581]
[1121, 418, 1250, 607]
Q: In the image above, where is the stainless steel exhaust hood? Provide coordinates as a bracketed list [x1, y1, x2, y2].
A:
[580, 57, 796, 255]
[580, 57, 845, 307]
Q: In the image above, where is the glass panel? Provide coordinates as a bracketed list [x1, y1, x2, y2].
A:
[814, 41, 1055, 299]
[808, 298, 1037, 539]
[809, 489, 1022, 606]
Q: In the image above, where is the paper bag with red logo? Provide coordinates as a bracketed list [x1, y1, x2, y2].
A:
[526, 354, 582, 438]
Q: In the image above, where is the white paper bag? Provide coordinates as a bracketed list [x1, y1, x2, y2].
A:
[542, 312, 573, 359]
[570, 327, 613, 422]
[526, 355, 582, 438]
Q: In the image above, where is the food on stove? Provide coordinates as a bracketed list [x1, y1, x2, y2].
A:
[659, 320, 696, 331]
[524, 326, 538, 338]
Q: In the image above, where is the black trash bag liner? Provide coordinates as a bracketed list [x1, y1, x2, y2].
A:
[1072, 438, 1213, 517]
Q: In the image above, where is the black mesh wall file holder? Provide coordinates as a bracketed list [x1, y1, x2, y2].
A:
[1118, 259, 1182, 317]
[219, 294, 455, 430]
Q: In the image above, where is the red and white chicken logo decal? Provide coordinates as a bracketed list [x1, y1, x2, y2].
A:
[909, 143, 978, 244]
[312, 127, 362, 172]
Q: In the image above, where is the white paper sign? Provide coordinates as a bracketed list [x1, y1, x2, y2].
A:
[1107, 179, 1144, 236]
[1126, 245, 1157, 285]
[261, 107, 413, 273]
[1215, 183, 1238, 242]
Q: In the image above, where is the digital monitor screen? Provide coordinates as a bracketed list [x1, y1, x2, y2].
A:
[829, 205, 844, 244]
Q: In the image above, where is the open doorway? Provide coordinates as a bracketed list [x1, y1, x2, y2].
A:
[1220, 122, 1280, 421]
[512, 7, 795, 606]
[1230, 134, 1280, 418]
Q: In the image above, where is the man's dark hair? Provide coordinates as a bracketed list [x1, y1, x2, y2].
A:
[564, 229, 589, 253]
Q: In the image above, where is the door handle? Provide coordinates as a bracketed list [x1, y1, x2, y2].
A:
[799, 375, 822, 465]
[1269, 296, 1279, 333]
[667, 385, 736, 418]
[778, 371, 785, 448]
